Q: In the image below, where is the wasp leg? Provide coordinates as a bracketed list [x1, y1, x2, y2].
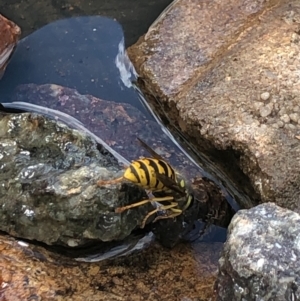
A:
[97, 176, 124, 186]
[140, 202, 180, 229]
[115, 195, 175, 213]
[181, 195, 193, 211]
[152, 204, 182, 224]
[115, 199, 152, 213]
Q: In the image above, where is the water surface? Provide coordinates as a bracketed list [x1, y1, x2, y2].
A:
[1, 16, 238, 240]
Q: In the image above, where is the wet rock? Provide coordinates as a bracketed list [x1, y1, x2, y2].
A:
[0, 14, 20, 78]
[128, 0, 300, 211]
[0, 233, 221, 301]
[0, 112, 151, 246]
[215, 202, 300, 301]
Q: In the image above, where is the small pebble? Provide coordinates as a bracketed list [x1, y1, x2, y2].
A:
[293, 106, 300, 112]
[277, 121, 284, 128]
[260, 103, 273, 117]
[289, 113, 299, 123]
[253, 102, 264, 111]
[291, 32, 300, 43]
[278, 108, 286, 116]
[67, 239, 79, 247]
[280, 114, 290, 123]
[260, 92, 270, 101]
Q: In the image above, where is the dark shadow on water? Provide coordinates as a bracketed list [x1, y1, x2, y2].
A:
[0, 0, 174, 47]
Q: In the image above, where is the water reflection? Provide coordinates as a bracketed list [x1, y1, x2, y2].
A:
[0, 16, 148, 116]
[0, 16, 237, 245]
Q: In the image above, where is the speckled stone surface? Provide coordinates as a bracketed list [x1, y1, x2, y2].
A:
[130, 0, 280, 97]
[128, 0, 300, 211]
[0, 233, 221, 301]
[215, 202, 300, 300]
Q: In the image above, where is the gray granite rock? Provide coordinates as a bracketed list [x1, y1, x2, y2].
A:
[215, 202, 300, 301]
[0, 112, 150, 246]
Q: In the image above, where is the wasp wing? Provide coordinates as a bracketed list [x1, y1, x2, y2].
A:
[137, 138, 165, 161]
[137, 137, 187, 196]
[155, 173, 186, 197]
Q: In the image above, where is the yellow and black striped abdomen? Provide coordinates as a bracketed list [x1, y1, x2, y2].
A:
[123, 157, 176, 191]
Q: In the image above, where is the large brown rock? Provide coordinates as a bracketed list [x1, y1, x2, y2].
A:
[128, 0, 300, 211]
[0, 14, 20, 78]
[0, 233, 221, 301]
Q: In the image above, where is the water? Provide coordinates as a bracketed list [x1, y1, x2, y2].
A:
[0, 16, 149, 116]
[0, 15, 240, 241]
[0, 0, 252, 216]
[0, 7, 241, 300]
[0, 3, 234, 299]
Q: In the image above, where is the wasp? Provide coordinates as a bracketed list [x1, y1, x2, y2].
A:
[97, 138, 193, 228]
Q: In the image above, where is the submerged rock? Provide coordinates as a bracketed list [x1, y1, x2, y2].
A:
[0, 112, 151, 246]
[128, 0, 300, 211]
[7, 83, 204, 177]
[0, 14, 20, 78]
[215, 203, 300, 301]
